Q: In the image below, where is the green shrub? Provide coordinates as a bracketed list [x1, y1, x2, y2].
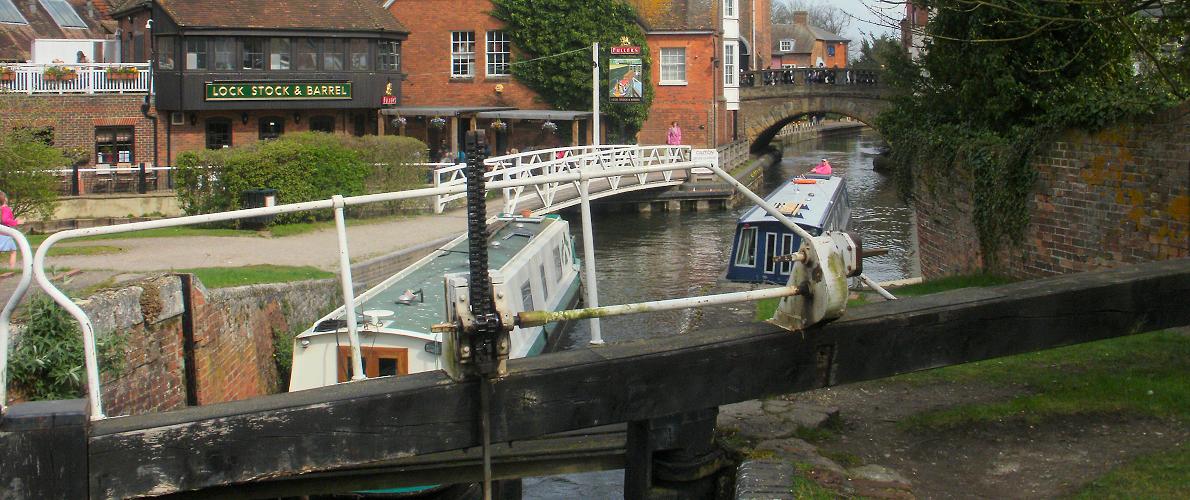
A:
[7, 295, 124, 401]
[0, 128, 64, 220]
[175, 133, 429, 225]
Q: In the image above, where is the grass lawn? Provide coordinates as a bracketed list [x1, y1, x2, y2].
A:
[28, 226, 257, 246]
[753, 273, 1016, 321]
[1069, 446, 1189, 499]
[176, 265, 334, 288]
[45, 245, 124, 257]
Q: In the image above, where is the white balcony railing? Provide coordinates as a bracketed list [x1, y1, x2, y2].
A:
[0, 63, 152, 94]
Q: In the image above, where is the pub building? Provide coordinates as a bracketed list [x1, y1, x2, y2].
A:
[110, 0, 406, 166]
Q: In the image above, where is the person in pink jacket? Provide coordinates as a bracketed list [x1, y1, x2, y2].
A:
[812, 158, 832, 175]
[666, 121, 682, 146]
[0, 191, 22, 269]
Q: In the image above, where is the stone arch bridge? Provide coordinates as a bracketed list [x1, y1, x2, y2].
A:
[740, 68, 893, 152]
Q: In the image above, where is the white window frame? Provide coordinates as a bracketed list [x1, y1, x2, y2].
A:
[724, 42, 737, 86]
[779, 234, 795, 274]
[763, 232, 778, 273]
[450, 31, 475, 78]
[485, 30, 510, 77]
[779, 39, 793, 52]
[659, 47, 686, 85]
[735, 227, 757, 267]
[723, 0, 736, 18]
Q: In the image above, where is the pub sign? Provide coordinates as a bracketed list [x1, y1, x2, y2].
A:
[205, 82, 353, 101]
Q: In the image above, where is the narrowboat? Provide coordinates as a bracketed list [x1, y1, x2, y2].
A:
[725, 173, 851, 284]
[288, 213, 582, 391]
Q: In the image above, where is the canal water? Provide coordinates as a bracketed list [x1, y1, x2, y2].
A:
[522, 126, 919, 498]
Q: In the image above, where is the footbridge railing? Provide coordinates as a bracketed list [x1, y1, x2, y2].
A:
[432, 144, 691, 214]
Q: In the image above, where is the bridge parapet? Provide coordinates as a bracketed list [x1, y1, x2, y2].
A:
[741, 67, 883, 89]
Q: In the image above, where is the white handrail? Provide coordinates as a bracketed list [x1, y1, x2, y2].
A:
[0, 62, 151, 94]
[0, 226, 34, 412]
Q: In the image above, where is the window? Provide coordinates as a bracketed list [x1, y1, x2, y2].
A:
[259, 117, 284, 140]
[376, 40, 399, 71]
[450, 31, 475, 78]
[779, 234, 795, 274]
[724, 42, 736, 86]
[309, 115, 335, 133]
[296, 38, 320, 70]
[723, 0, 736, 18]
[95, 127, 133, 164]
[323, 39, 344, 70]
[337, 346, 408, 382]
[735, 226, 757, 267]
[185, 38, 207, 69]
[211, 37, 235, 70]
[242, 38, 265, 70]
[205, 118, 231, 149]
[659, 47, 686, 84]
[0, 0, 29, 24]
[39, 0, 85, 28]
[157, 36, 175, 69]
[349, 39, 369, 70]
[764, 233, 778, 273]
[486, 31, 510, 76]
[539, 262, 549, 299]
[132, 30, 145, 62]
[520, 280, 534, 311]
[827, 44, 836, 56]
[269, 38, 290, 70]
[779, 39, 793, 52]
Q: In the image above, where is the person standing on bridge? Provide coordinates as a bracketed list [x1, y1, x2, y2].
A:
[666, 121, 682, 146]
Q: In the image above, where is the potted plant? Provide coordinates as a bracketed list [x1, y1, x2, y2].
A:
[390, 115, 407, 128]
[541, 120, 558, 134]
[43, 65, 77, 81]
[106, 66, 139, 80]
[490, 119, 507, 131]
[429, 116, 447, 129]
[0, 66, 14, 82]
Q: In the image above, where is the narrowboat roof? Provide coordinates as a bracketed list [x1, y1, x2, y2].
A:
[298, 215, 563, 339]
[738, 175, 844, 228]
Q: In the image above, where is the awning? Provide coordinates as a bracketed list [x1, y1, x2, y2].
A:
[380, 106, 514, 116]
[474, 110, 594, 121]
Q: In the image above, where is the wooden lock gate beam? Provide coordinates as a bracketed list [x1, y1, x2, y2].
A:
[2, 258, 1188, 498]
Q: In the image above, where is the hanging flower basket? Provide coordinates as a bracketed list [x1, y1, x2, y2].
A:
[43, 66, 77, 81]
[391, 116, 407, 128]
[490, 119, 507, 131]
[541, 120, 558, 133]
[429, 116, 447, 129]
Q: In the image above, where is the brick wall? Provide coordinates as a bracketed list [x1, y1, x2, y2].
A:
[641, 34, 721, 148]
[915, 103, 1189, 279]
[162, 109, 372, 166]
[0, 94, 155, 167]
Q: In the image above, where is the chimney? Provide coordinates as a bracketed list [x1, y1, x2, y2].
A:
[86, 0, 96, 19]
[793, 11, 809, 26]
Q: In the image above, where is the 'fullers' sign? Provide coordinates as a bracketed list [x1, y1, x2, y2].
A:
[205, 82, 353, 101]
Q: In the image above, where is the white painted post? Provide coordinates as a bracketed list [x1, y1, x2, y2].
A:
[578, 175, 603, 345]
[333, 195, 366, 381]
[592, 42, 600, 147]
[0, 227, 34, 410]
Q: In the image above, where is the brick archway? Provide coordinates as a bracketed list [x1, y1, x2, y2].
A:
[740, 85, 892, 152]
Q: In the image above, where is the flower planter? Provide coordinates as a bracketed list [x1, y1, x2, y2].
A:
[0, 72, 14, 82]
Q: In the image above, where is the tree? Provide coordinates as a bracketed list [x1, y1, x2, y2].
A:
[772, 0, 851, 35]
[851, 33, 900, 69]
[875, 0, 1187, 260]
[491, 0, 652, 142]
[0, 126, 65, 220]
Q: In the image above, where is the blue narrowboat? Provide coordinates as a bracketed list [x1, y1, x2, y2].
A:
[725, 174, 851, 284]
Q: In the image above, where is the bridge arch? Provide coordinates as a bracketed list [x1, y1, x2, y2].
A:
[740, 81, 892, 153]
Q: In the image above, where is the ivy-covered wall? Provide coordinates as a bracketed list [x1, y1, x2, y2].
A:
[916, 103, 1189, 278]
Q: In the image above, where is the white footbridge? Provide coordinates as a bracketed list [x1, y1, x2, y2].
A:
[430, 145, 696, 214]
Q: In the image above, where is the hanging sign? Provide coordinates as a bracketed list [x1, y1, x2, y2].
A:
[610, 45, 641, 55]
[205, 82, 353, 101]
[609, 58, 643, 103]
[381, 95, 397, 105]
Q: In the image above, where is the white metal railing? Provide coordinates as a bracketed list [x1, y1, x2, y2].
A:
[0, 63, 152, 94]
[0, 226, 34, 412]
[432, 144, 691, 214]
[26, 145, 712, 420]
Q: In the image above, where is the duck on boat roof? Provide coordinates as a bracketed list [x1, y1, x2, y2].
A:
[727, 173, 851, 284]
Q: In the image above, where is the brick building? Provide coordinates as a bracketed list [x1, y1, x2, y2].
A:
[110, 0, 406, 167]
[0, 0, 155, 184]
[769, 12, 848, 69]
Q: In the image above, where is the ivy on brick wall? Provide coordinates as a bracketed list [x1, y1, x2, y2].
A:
[875, 0, 1187, 263]
[490, 0, 652, 141]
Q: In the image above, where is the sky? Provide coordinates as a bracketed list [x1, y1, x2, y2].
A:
[797, 0, 903, 43]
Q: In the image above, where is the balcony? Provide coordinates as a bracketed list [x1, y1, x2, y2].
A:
[0, 63, 152, 95]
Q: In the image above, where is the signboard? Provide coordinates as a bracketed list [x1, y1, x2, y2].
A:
[691, 149, 719, 175]
[381, 95, 397, 105]
[608, 58, 643, 103]
[205, 82, 352, 101]
[610, 45, 641, 55]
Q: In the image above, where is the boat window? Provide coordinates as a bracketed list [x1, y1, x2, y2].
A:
[378, 358, 399, 377]
[539, 263, 550, 298]
[764, 233, 778, 273]
[553, 246, 563, 279]
[521, 280, 534, 311]
[338, 346, 409, 382]
[735, 227, 757, 267]
[780, 234, 795, 274]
